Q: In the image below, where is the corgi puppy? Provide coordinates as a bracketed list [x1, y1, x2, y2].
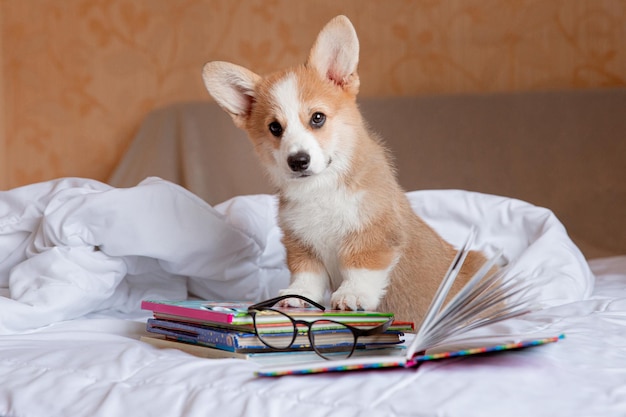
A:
[202, 15, 486, 325]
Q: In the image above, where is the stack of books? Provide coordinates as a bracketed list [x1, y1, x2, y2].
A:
[140, 299, 414, 364]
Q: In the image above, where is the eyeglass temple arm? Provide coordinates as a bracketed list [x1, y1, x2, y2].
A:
[248, 294, 326, 311]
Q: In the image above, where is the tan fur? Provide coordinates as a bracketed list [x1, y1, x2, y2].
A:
[202, 16, 487, 327]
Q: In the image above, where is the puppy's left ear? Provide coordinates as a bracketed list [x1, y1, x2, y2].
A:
[202, 61, 261, 130]
[307, 15, 360, 95]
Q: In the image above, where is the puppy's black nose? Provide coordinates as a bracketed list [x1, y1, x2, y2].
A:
[287, 152, 311, 172]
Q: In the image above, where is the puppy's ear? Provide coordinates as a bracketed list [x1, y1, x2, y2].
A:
[307, 15, 360, 95]
[202, 62, 261, 129]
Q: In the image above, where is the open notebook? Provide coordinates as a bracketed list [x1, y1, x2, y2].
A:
[257, 228, 564, 377]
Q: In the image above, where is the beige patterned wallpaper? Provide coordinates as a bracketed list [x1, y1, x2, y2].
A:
[1, 0, 625, 189]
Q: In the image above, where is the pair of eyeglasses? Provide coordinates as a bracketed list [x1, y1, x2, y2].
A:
[247, 294, 393, 360]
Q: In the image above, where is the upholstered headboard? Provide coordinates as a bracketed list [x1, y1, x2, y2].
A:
[109, 88, 626, 259]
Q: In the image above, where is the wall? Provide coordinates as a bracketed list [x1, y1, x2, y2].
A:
[0, 8, 5, 190]
[1, 0, 625, 189]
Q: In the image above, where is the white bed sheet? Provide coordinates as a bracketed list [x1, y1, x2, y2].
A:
[0, 257, 624, 417]
[1, 177, 621, 417]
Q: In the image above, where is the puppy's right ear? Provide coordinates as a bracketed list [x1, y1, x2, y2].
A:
[202, 62, 261, 129]
[307, 15, 360, 95]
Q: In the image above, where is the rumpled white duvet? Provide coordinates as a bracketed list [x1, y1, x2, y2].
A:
[2, 177, 625, 417]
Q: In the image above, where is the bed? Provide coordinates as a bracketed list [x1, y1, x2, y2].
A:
[2, 88, 625, 416]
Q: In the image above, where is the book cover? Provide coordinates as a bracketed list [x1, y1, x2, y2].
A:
[140, 335, 406, 365]
[150, 313, 414, 334]
[140, 300, 251, 325]
[146, 318, 404, 353]
[257, 335, 565, 376]
[141, 299, 410, 330]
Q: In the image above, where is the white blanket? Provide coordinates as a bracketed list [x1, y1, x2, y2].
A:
[0, 177, 592, 334]
[0, 178, 286, 333]
[3, 177, 623, 417]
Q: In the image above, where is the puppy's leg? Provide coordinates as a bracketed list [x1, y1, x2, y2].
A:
[331, 249, 398, 311]
[279, 270, 328, 307]
[278, 233, 329, 307]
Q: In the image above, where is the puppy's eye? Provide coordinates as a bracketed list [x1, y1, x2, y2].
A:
[310, 112, 326, 129]
[268, 121, 283, 137]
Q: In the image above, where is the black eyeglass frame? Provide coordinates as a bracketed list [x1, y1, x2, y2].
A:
[247, 294, 394, 360]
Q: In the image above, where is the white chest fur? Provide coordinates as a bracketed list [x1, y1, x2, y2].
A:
[280, 184, 366, 286]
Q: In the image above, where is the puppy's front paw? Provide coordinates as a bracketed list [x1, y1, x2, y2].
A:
[277, 288, 322, 308]
[331, 288, 381, 311]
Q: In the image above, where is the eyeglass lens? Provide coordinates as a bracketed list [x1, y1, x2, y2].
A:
[253, 309, 358, 359]
[253, 309, 298, 349]
[309, 320, 356, 359]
